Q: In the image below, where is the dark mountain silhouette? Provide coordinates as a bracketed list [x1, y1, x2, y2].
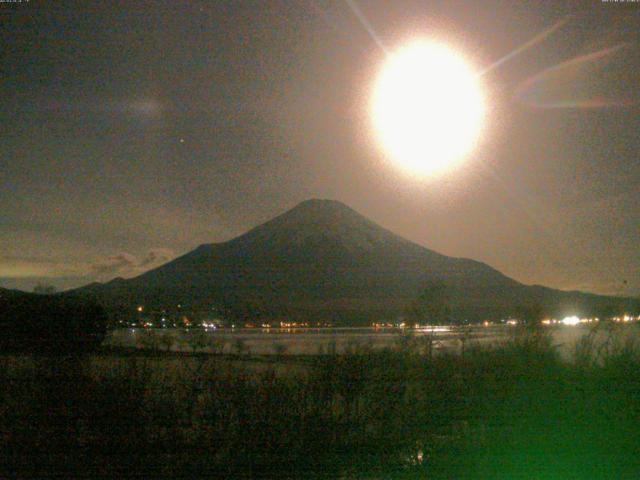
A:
[0, 287, 107, 352]
[0, 287, 30, 300]
[70, 199, 637, 324]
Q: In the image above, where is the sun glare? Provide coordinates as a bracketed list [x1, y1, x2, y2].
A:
[372, 41, 486, 178]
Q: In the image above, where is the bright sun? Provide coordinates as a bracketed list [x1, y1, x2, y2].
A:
[372, 41, 486, 177]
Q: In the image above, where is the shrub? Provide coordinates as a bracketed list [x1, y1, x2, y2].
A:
[272, 343, 288, 357]
[137, 329, 159, 351]
[233, 338, 248, 356]
[188, 329, 210, 353]
[209, 336, 227, 354]
[159, 331, 176, 352]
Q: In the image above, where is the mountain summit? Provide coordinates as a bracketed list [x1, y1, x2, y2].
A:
[73, 199, 633, 323]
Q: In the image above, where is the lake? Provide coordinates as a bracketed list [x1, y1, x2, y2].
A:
[105, 323, 640, 360]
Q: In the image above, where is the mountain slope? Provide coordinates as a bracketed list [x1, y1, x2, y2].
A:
[71, 199, 637, 323]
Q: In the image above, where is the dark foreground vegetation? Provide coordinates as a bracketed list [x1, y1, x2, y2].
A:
[1, 326, 640, 478]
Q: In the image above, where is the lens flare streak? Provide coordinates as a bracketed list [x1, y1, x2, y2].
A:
[515, 43, 636, 109]
[478, 17, 570, 77]
[344, 0, 388, 53]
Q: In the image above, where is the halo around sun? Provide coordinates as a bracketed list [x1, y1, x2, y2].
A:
[371, 41, 486, 178]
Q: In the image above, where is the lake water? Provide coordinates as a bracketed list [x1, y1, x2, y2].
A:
[105, 323, 640, 360]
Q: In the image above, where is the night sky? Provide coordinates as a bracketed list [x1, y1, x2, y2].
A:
[1, 1, 639, 297]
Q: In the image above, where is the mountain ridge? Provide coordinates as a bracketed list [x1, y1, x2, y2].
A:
[69, 199, 637, 323]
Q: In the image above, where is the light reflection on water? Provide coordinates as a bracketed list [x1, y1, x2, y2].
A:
[103, 324, 640, 359]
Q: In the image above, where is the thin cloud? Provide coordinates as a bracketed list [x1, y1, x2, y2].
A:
[90, 249, 175, 280]
[138, 248, 175, 268]
[90, 253, 137, 278]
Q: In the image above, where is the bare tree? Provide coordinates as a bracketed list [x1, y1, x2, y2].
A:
[273, 343, 288, 358]
[159, 332, 175, 352]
